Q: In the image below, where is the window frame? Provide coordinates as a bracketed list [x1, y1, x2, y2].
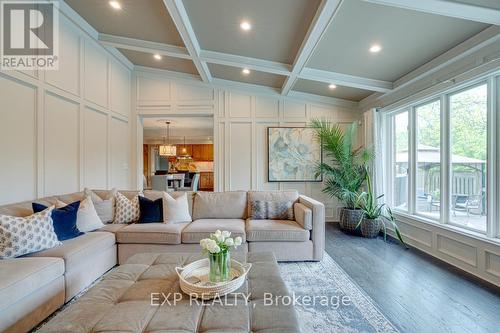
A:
[385, 76, 497, 238]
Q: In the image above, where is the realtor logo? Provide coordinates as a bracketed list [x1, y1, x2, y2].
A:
[1, 1, 59, 70]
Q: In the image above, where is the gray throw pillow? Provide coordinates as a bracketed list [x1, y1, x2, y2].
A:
[249, 200, 294, 220]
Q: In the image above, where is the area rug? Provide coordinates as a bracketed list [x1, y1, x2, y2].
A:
[279, 253, 399, 333]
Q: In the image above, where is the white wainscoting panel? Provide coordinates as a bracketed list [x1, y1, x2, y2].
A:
[229, 122, 252, 190]
[84, 108, 108, 189]
[45, 17, 80, 96]
[44, 93, 79, 196]
[0, 6, 132, 205]
[110, 117, 131, 189]
[0, 76, 37, 204]
[84, 40, 108, 107]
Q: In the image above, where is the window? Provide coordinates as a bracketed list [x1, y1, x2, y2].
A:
[449, 84, 487, 232]
[416, 100, 441, 219]
[386, 79, 494, 236]
[393, 112, 408, 211]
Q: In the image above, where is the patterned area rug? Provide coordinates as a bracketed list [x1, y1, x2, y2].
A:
[279, 253, 399, 333]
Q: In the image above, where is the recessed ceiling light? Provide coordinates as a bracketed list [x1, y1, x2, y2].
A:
[240, 21, 252, 31]
[369, 44, 382, 53]
[329, 84, 337, 90]
[153, 54, 162, 60]
[109, 1, 122, 10]
[242, 68, 250, 75]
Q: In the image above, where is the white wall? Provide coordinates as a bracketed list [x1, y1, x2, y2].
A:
[133, 70, 363, 221]
[0, 11, 132, 205]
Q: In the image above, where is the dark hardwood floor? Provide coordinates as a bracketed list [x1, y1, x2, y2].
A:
[324, 223, 500, 333]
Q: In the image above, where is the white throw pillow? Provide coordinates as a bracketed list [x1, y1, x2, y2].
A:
[56, 197, 104, 232]
[163, 192, 192, 224]
[84, 188, 116, 223]
[114, 192, 140, 224]
[0, 207, 61, 259]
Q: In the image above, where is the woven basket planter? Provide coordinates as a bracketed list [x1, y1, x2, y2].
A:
[360, 218, 381, 238]
[339, 208, 364, 234]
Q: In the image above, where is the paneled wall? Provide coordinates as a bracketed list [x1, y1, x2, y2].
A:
[134, 71, 363, 221]
[0, 13, 132, 205]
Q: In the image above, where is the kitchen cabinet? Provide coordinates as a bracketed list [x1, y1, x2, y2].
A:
[199, 172, 214, 190]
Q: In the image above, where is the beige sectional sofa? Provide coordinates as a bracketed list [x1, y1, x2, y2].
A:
[0, 189, 324, 333]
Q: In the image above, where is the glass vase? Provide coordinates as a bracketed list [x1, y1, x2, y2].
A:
[208, 250, 231, 282]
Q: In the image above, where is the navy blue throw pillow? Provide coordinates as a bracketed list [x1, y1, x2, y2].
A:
[138, 196, 163, 223]
[32, 201, 83, 241]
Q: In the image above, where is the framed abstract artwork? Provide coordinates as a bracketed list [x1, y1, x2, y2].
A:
[267, 127, 322, 182]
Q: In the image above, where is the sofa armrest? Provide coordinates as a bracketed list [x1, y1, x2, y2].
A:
[294, 203, 312, 230]
[298, 195, 325, 261]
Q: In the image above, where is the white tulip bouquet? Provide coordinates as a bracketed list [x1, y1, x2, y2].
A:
[200, 230, 242, 254]
[200, 230, 242, 282]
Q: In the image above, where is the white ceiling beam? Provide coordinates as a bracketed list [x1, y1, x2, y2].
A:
[98, 34, 191, 60]
[162, 0, 212, 82]
[199, 50, 292, 76]
[362, 0, 500, 25]
[281, 0, 343, 95]
[300, 67, 393, 92]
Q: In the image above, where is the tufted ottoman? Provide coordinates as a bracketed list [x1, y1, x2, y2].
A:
[36, 252, 300, 333]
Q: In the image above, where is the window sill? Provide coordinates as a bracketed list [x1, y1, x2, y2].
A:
[393, 210, 500, 247]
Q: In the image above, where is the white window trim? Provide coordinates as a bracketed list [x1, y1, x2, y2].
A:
[384, 72, 500, 242]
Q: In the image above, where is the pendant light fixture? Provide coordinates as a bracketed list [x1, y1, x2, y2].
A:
[177, 136, 192, 159]
[158, 121, 177, 156]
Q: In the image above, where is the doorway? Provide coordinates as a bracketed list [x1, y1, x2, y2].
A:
[141, 115, 214, 192]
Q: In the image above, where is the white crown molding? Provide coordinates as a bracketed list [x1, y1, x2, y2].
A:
[281, 0, 343, 95]
[199, 50, 292, 77]
[162, 0, 212, 83]
[98, 34, 191, 60]
[300, 67, 393, 92]
[133, 65, 359, 108]
[362, 0, 500, 25]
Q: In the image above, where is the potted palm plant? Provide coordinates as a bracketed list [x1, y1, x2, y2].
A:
[310, 119, 373, 233]
[356, 167, 406, 246]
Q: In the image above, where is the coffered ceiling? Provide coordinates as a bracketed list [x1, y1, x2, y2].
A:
[66, 0, 500, 103]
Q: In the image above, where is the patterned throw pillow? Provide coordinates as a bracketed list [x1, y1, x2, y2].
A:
[249, 200, 294, 220]
[114, 192, 140, 224]
[0, 207, 61, 259]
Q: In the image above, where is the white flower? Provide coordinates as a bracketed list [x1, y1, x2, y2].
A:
[234, 236, 242, 246]
[208, 244, 221, 254]
[222, 230, 231, 239]
[224, 238, 234, 247]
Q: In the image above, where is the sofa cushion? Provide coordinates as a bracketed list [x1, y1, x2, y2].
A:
[138, 196, 163, 223]
[144, 190, 195, 217]
[114, 192, 140, 224]
[0, 257, 64, 310]
[182, 219, 246, 244]
[85, 188, 117, 223]
[116, 222, 189, 245]
[192, 191, 247, 220]
[248, 191, 299, 220]
[27, 232, 115, 269]
[246, 219, 309, 242]
[33, 201, 83, 241]
[0, 208, 61, 259]
[98, 223, 127, 233]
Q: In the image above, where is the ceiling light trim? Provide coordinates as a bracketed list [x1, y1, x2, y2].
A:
[280, 0, 343, 95]
[98, 33, 191, 60]
[301, 67, 393, 92]
[162, 0, 213, 82]
[362, 0, 500, 26]
[199, 50, 292, 76]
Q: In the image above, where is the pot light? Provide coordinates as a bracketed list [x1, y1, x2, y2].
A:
[242, 68, 250, 75]
[153, 54, 162, 60]
[328, 84, 337, 90]
[109, 1, 122, 10]
[240, 21, 252, 31]
[369, 44, 382, 53]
